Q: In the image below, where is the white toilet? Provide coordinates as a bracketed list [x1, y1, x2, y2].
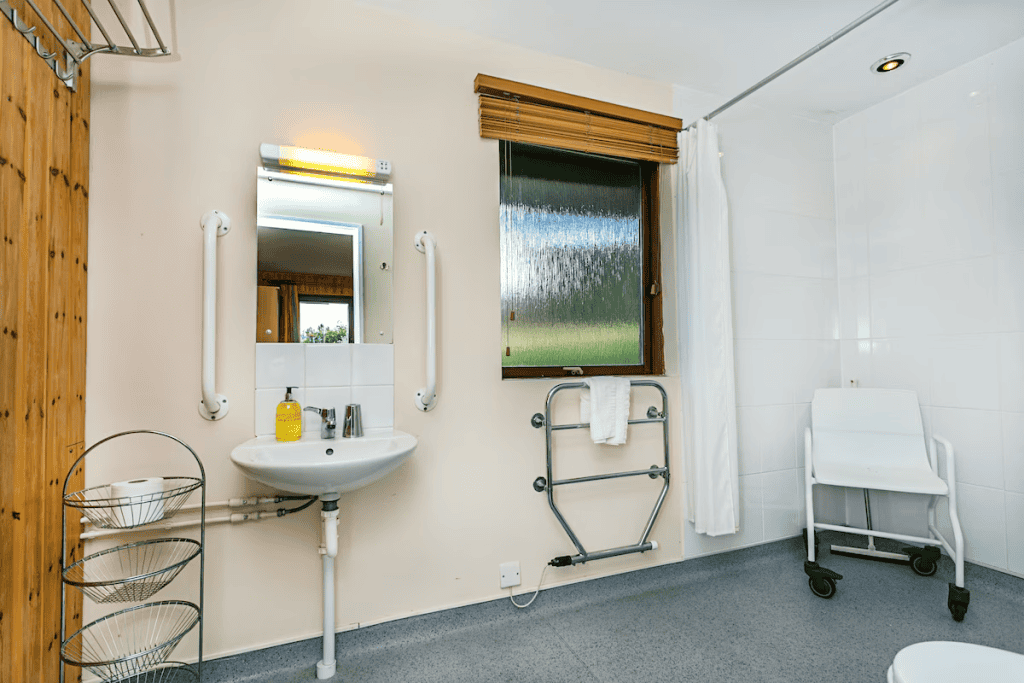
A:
[888, 642, 1024, 682]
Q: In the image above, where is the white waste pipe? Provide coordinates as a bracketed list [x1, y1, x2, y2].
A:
[198, 209, 230, 420]
[318, 507, 340, 679]
[79, 510, 278, 540]
[80, 496, 305, 525]
[319, 554, 336, 679]
[414, 231, 437, 411]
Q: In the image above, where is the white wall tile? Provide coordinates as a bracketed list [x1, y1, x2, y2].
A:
[763, 469, 802, 541]
[1002, 412, 1024, 494]
[868, 338, 933, 405]
[350, 385, 394, 429]
[987, 37, 1024, 175]
[840, 340, 872, 389]
[736, 407, 762, 476]
[914, 107, 995, 268]
[930, 407, 1003, 489]
[303, 387, 352, 433]
[836, 222, 869, 280]
[351, 344, 395, 386]
[305, 344, 352, 388]
[733, 340, 794, 407]
[930, 335, 1000, 411]
[254, 387, 305, 437]
[761, 404, 798, 473]
[833, 115, 864, 163]
[996, 252, 1024, 333]
[730, 205, 836, 279]
[790, 340, 841, 404]
[859, 88, 920, 149]
[1005, 492, 1024, 575]
[255, 344, 304, 389]
[736, 405, 794, 474]
[864, 143, 923, 275]
[721, 148, 834, 222]
[838, 277, 871, 340]
[737, 474, 765, 547]
[870, 259, 1000, 338]
[991, 171, 1024, 254]
[956, 483, 1007, 568]
[732, 273, 836, 341]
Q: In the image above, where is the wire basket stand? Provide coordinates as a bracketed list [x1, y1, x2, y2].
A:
[60, 430, 206, 683]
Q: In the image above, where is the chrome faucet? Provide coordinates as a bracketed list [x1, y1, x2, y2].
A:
[342, 404, 363, 438]
[304, 406, 337, 439]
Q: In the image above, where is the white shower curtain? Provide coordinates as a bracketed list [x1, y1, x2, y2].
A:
[678, 119, 739, 537]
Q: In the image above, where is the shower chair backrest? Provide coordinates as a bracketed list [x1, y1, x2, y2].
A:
[810, 388, 930, 471]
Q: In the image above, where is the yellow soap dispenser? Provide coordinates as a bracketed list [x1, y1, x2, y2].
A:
[276, 387, 303, 442]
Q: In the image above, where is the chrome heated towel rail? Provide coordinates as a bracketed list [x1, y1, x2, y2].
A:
[531, 380, 670, 567]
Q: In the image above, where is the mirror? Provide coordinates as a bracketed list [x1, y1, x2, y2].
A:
[256, 168, 393, 344]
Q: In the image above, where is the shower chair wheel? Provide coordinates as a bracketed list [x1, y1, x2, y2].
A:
[808, 576, 837, 599]
[910, 555, 938, 577]
[803, 560, 842, 600]
[904, 545, 941, 577]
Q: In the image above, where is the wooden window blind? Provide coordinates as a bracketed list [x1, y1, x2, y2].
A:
[475, 74, 683, 164]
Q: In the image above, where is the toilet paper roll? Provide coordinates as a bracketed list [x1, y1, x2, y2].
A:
[110, 477, 165, 527]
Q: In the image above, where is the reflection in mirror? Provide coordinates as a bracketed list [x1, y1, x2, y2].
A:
[256, 166, 393, 344]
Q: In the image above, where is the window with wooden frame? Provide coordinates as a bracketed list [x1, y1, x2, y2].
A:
[475, 75, 681, 379]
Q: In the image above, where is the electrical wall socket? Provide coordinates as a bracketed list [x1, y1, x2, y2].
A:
[376, 159, 392, 176]
[499, 561, 521, 589]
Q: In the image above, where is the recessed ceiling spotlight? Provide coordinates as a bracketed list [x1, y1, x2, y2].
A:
[872, 52, 911, 73]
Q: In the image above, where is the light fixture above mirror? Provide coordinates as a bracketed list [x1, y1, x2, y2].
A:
[259, 143, 392, 183]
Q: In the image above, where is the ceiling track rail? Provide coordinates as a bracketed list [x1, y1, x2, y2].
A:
[0, 0, 169, 91]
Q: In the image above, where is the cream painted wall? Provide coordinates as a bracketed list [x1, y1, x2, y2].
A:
[85, 0, 682, 662]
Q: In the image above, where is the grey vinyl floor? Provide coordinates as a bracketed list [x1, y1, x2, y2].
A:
[203, 533, 1024, 682]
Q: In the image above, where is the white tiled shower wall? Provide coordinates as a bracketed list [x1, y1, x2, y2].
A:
[834, 36, 1024, 575]
[673, 87, 845, 559]
[254, 343, 394, 436]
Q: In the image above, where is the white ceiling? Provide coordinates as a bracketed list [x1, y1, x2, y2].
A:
[360, 0, 1024, 122]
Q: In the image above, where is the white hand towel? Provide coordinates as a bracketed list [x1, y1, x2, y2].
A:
[581, 377, 631, 445]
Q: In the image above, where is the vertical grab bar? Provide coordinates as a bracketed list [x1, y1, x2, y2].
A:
[198, 210, 231, 420]
[414, 231, 438, 411]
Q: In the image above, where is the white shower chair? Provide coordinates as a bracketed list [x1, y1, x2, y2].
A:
[802, 388, 970, 621]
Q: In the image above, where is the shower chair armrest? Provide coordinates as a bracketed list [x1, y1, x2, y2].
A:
[929, 434, 956, 488]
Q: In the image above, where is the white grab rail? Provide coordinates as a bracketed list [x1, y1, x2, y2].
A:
[198, 210, 231, 421]
[414, 231, 437, 411]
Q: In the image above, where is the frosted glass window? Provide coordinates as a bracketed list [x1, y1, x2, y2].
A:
[500, 142, 643, 369]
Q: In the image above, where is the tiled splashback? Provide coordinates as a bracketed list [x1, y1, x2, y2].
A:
[254, 343, 394, 436]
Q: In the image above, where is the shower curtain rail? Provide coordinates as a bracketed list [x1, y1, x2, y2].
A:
[0, 0, 172, 91]
[531, 380, 670, 567]
[684, 0, 900, 130]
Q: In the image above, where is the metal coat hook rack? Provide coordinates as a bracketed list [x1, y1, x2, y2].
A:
[0, 0, 171, 90]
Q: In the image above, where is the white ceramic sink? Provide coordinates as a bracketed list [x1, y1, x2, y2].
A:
[230, 428, 417, 496]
